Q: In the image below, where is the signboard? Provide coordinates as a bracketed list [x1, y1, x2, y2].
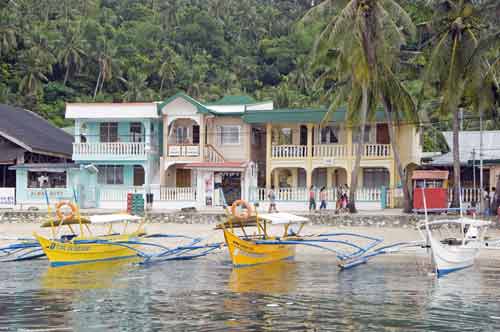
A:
[0, 188, 15, 209]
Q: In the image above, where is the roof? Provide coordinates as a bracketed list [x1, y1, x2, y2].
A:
[242, 108, 390, 124]
[158, 92, 212, 114]
[429, 131, 500, 166]
[66, 103, 158, 119]
[412, 170, 449, 180]
[208, 95, 256, 106]
[0, 104, 73, 158]
[9, 163, 78, 171]
[243, 108, 328, 124]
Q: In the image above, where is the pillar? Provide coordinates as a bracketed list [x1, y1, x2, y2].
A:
[326, 168, 333, 188]
[163, 115, 169, 157]
[306, 123, 313, 189]
[291, 168, 298, 187]
[274, 169, 280, 189]
[144, 119, 151, 152]
[74, 119, 81, 144]
[199, 115, 205, 161]
[266, 123, 272, 190]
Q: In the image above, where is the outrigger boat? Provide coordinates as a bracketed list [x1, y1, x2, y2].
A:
[416, 188, 490, 277]
[0, 237, 45, 262]
[217, 200, 404, 269]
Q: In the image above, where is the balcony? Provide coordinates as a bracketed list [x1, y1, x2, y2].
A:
[73, 142, 147, 160]
[271, 143, 392, 160]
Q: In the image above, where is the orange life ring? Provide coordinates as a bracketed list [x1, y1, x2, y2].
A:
[55, 201, 77, 221]
[231, 200, 252, 220]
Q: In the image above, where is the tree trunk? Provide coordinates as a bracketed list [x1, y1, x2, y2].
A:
[63, 65, 70, 86]
[348, 84, 369, 213]
[93, 70, 102, 100]
[381, 96, 412, 213]
[451, 109, 461, 208]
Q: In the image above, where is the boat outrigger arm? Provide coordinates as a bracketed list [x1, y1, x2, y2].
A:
[246, 213, 425, 269]
[0, 238, 44, 262]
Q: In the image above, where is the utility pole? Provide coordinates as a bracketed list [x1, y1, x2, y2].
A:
[479, 109, 484, 214]
[472, 148, 476, 203]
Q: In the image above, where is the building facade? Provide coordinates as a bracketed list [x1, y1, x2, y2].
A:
[6, 93, 422, 211]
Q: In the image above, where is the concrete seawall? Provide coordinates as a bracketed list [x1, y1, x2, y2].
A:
[2, 210, 498, 229]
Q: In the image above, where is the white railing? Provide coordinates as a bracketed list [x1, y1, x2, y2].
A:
[271, 145, 308, 159]
[99, 186, 144, 201]
[257, 187, 381, 202]
[448, 187, 482, 203]
[167, 145, 200, 157]
[159, 187, 196, 201]
[355, 188, 382, 201]
[312, 144, 347, 158]
[73, 142, 146, 156]
[204, 145, 225, 163]
[363, 144, 391, 158]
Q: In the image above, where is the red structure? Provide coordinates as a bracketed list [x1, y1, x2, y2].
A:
[412, 170, 449, 210]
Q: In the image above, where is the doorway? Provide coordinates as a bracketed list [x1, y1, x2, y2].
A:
[176, 169, 191, 187]
[376, 124, 390, 144]
[133, 165, 145, 186]
[216, 172, 241, 205]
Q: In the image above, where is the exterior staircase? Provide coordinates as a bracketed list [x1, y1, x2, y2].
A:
[204, 144, 225, 163]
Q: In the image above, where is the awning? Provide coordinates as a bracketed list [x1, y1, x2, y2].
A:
[412, 170, 449, 180]
[258, 213, 309, 225]
[180, 161, 248, 171]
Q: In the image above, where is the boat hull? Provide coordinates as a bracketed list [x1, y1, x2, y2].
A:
[35, 234, 139, 267]
[223, 229, 295, 267]
[429, 236, 480, 277]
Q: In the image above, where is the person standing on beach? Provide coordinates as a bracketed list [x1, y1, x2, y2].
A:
[268, 187, 278, 213]
[309, 186, 316, 211]
[319, 187, 327, 210]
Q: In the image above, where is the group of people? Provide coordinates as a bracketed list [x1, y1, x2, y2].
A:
[267, 185, 349, 213]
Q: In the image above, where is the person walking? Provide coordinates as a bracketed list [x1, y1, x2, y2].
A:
[319, 186, 327, 210]
[309, 186, 316, 212]
[268, 186, 278, 213]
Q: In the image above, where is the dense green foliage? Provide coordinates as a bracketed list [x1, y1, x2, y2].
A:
[0, 0, 498, 153]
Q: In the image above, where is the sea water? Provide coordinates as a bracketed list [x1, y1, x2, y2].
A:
[0, 254, 499, 331]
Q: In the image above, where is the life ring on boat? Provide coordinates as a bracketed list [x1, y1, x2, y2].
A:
[55, 201, 77, 221]
[231, 200, 252, 220]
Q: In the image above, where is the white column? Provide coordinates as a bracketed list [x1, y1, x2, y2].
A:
[74, 119, 81, 144]
[144, 119, 151, 152]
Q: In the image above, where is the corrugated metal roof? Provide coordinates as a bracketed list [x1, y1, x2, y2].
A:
[0, 104, 73, 157]
[412, 170, 449, 180]
[243, 108, 328, 124]
[429, 131, 500, 166]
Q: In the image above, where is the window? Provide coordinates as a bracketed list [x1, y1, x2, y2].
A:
[353, 126, 371, 144]
[220, 126, 240, 145]
[362, 168, 389, 188]
[130, 122, 144, 142]
[176, 127, 189, 144]
[273, 127, 293, 145]
[100, 122, 118, 142]
[28, 171, 67, 188]
[192, 125, 200, 144]
[251, 128, 262, 146]
[97, 165, 124, 185]
[320, 126, 338, 144]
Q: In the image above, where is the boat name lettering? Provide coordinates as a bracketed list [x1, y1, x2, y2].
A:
[48, 243, 90, 252]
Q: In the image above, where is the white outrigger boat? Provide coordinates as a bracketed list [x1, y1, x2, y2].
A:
[417, 188, 490, 277]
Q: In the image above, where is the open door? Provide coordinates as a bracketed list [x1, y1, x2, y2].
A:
[376, 124, 390, 144]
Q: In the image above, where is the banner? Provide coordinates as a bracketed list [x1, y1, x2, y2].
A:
[0, 188, 15, 208]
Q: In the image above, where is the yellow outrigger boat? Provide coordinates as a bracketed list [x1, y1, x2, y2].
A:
[35, 213, 147, 267]
[217, 200, 309, 267]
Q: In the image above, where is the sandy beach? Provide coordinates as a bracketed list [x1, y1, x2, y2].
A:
[3, 222, 500, 260]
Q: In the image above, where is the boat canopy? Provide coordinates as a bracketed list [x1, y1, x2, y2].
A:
[88, 214, 142, 225]
[41, 218, 91, 228]
[258, 213, 309, 225]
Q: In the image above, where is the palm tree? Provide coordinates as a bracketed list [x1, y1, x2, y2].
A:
[0, 8, 17, 56]
[120, 68, 153, 102]
[158, 46, 178, 96]
[18, 47, 54, 96]
[304, 0, 416, 212]
[420, 0, 496, 208]
[57, 25, 87, 86]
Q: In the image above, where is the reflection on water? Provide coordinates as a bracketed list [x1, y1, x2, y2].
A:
[0, 255, 500, 331]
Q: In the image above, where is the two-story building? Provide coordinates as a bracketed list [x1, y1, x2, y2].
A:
[20, 93, 420, 211]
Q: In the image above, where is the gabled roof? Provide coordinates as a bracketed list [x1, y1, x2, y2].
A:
[158, 92, 212, 114]
[207, 95, 256, 106]
[0, 104, 73, 158]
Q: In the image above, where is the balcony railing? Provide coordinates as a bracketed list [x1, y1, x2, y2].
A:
[271, 145, 308, 159]
[160, 187, 196, 201]
[312, 144, 348, 158]
[271, 143, 392, 160]
[256, 187, 382, 202]
[167, 144, 200, 158]
[73, 142, 146, 157]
